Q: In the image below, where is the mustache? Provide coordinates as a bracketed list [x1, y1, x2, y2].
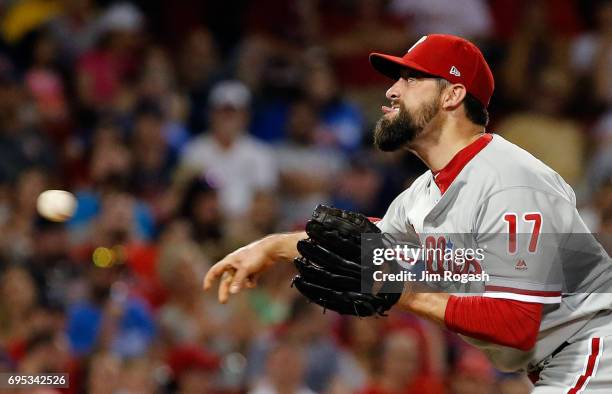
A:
[373, 100, 440, 152]
[373, 106, 416, 151]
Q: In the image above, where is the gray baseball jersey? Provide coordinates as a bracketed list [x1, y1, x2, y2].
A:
[376, 133, 612, 373]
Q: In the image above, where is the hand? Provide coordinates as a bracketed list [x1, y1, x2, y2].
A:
[203, 232, 305, 303]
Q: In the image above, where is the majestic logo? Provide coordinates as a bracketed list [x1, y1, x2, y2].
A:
[449, 66, 461, 77]
[515, 259, 528, 271]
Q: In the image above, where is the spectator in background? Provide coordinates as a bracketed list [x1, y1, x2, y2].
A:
[239, 261, 296, 330]
[76, 2, 144, 111]
[333, 156, 385, 215]
[151, 235, 258, 391]
[361, 330, 444, 394]
[322, 0, 410, 89]
[0, 168, 47, 262]
[178, 176, 232, 262]
[180, 80, 278, 218]
[580, 113, 612, 231]
[276, 99, 346, 227]
[227, 190, 281, 247]
[570, 0, 612, 106]
[115, 357, 157, 394]
[249, 340, 316, 394]
[448, 348, 496, 394]
[0, 75, 56, 184]
[88, 355, 159, 394]
[488, 0, 580, 44]
[48, 0, 101, 62]
[499, 0, 580, 107]
[581, 178, 612, 254]
[242, 0, 316, 47]
[247, 299, 340, 393]
[86, 351, 122, 394]
[0, 181, 8, 223]
[598, 181, 612, 255]
[498, 67, 586, 186]
[386, 311, 448, 384]
[167, 345, 220, 393]
[60, 118, 119, 187]
[240, 33, 305, 143]
[0, 266, 38, 350]
[27, 217, 81, 309]
[17, 329, 72, 376]
[69, 188, 161, 313]
[66, 264, 156, 358]
[90, 191, 152, 246]
[303, 57, 365, 154]
[233, 34, 282, 97]
[69, 131, 155, 242]
[130, 100, 174, 208]
[138, 46, 190, 155]
[0, 0, 61, 46]
[178, 28, 220, 134]
[389, 0, 492, 39]
[24, 29, 69, 130]
[330, 318, 385, 392]
[157, 239, 220, 346]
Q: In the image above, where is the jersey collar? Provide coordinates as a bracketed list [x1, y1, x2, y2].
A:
[432, 133, 493, 194]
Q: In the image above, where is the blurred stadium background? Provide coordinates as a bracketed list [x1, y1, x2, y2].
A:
[0, 0, 610, 393]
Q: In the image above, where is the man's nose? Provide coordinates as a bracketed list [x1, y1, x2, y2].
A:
[385, 79, 402, 101]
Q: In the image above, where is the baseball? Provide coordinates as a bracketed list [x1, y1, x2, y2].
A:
[36, 190, 78, 222]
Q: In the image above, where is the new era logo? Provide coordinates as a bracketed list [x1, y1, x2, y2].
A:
[515, 259, 527, 271]
[449, 66, 461, 77]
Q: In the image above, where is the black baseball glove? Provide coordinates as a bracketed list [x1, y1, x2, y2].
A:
[292, 205, 404, 317]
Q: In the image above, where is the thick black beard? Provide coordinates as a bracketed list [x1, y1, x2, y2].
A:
[373, 99, 440, 152]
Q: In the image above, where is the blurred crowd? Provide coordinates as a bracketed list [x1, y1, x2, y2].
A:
[0, 0, 610, 393]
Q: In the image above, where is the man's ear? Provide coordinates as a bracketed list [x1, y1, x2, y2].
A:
[441, 84, 467, 110]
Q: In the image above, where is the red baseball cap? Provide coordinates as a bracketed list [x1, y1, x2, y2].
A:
[370, 34, 494, 107]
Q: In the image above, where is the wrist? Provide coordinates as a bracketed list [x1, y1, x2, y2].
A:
[397, 288, 424, 312]
[396, 288, 449, 325]
[266, 232, 305, 264]
[396, 280, 429, 310]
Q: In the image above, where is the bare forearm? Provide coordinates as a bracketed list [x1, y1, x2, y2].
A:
[272, 231, 306, 262]
[395, 291, 450, 326]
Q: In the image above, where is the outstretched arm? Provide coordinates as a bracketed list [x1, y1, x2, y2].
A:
[203, 231, 306, 303]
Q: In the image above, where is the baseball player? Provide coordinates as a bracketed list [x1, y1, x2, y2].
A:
[204, 34, 612, 392]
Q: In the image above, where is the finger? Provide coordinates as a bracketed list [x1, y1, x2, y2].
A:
[203, 260, 230, 290]
[219, 270, 235, 304]
[229, 267, 250, 295]
[245, 276, 258, 289]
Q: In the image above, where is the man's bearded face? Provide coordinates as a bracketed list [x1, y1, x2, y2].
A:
[373, 94, 441, 152]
